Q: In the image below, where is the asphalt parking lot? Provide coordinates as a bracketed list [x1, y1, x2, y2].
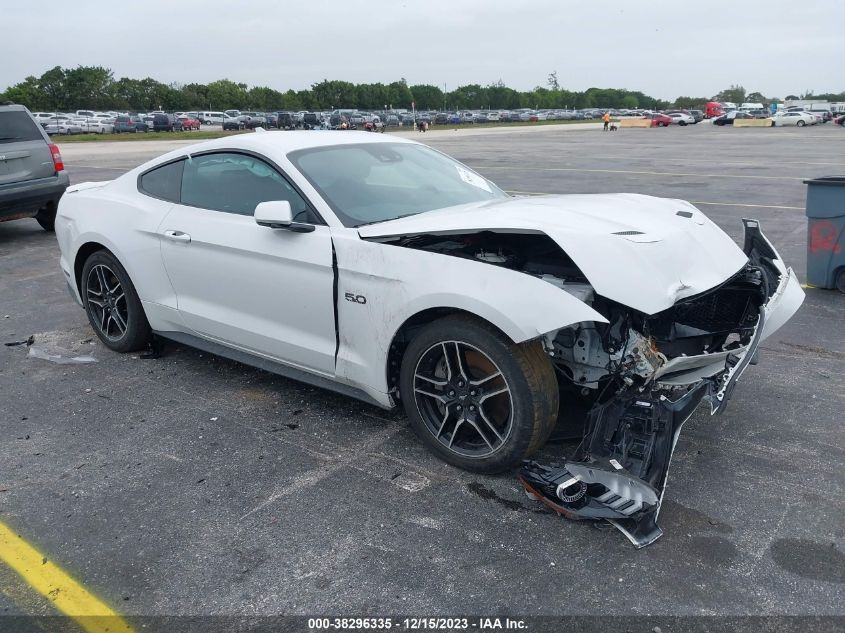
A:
[1, 124, 843, 628]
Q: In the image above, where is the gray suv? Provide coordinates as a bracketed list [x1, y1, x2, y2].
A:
[0, 104, 69, 231]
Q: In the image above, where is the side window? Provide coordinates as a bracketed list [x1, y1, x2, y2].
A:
[139, 160, 184, 203]
[180, 152, 312, 219]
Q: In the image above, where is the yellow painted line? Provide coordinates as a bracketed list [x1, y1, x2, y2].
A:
[801, 283, 817, 289]
[0, 520, 135, 633]
[476, 165, 805, 181]
[505, 191, 804, 210]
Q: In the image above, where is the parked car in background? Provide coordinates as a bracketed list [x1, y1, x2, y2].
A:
[742, 108, 769, 119]
[687, 109, 704, 123]
[771, 111, 816, 127]
[44, 119, 83, 135]
[114, 115, 148, 133]
[667, 112, 695, 126]
[199, 111, 226, 125]
[712, 111, 755, 126]
[31, 112, 56, 127]
[152, 114, 182, 132]
[833, 114, 845, 126]
[222, 114, 244, 131]
[0, 104, 68, 231]
[276, 112, 295, 129]
[80, 119, 114, 134]
[302, 112, 320, 129]
[178, 115, 201, 130]
[242, 112, 268, 129]
[646, 113, 673, 127]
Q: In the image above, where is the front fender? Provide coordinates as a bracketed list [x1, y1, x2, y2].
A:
[332, 232, 606, 399]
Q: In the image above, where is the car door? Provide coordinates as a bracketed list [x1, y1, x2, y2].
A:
[158, 151, 337, 376]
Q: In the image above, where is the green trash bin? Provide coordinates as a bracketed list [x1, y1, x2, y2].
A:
[804, 176, 845, 293]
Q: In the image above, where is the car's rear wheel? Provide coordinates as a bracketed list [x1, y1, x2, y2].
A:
[399, 315, 558, 474]
[35, 207, 56, 231]
[797, 120, 806, 127]
[81, 251, 151, 353]
[835, 268, 845, 294]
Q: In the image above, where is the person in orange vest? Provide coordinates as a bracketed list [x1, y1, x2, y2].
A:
[602, 111, 611, 131]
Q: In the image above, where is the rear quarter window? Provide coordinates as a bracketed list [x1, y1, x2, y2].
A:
[139, 160, 184, 203]
[0, 111, 44, 144]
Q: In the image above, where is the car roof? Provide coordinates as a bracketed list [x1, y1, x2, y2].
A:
[173, 130, 415, 157]
[133, 130, 418, 173]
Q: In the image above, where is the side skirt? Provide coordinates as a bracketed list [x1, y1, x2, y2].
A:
[154, 330, 388, 409]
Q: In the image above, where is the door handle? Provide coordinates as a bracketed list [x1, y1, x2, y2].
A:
[163, 230, 191, 243]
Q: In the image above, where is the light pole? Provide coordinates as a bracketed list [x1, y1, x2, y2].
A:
[443, 83, 447, 112]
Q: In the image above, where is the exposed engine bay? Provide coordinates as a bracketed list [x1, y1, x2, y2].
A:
[384, 220, 787, 547]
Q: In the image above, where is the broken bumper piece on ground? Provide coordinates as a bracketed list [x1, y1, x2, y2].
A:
[518, 380, 712, 548]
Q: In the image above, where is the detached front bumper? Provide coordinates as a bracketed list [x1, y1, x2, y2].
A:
[520, 219, 804, 547]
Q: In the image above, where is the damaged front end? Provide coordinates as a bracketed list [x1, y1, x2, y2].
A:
[520, 219, 804, 547]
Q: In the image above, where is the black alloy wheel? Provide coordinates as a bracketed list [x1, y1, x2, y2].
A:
[412, 340, 514, 459]
[399, 315, 558, 473]
[81, 251, 151, 352]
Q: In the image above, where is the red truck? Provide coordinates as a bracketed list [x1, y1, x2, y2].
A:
[705, 102, 724, 119]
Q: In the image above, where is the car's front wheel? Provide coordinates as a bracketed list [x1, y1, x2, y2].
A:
[399, 315, 558, 474]
[81, 250, 151, 353]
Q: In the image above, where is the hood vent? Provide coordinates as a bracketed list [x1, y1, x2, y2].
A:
[612, 230, 645, 236]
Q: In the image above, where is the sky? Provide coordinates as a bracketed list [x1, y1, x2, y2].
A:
[3, 0, 841, 100]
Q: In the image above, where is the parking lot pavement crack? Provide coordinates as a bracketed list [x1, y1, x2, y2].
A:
[237, 424, 405, 522]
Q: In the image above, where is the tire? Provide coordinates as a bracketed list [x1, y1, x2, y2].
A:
[679, 121, 687, 126]
[80, 250, 152, 353]
[35, 207, 56, 231]
[399, 314, 558, 474]
[835, 269, 845, 294]
[797, 120, 806, 127]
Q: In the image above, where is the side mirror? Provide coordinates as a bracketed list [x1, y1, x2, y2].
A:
[255, 200, 314, 233]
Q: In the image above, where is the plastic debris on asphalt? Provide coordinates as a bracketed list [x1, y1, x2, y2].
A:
[27, 346, 97, 364]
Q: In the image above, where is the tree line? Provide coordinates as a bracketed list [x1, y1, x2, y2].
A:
[3, 66, 674, 112]
[4, 67, 841, 113]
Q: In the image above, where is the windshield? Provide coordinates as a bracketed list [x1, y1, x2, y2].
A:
[288, 142, 507, 227]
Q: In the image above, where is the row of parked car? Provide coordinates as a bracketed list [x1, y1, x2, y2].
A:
[711, 109, 836, 127]
[30, 110, 206, 134]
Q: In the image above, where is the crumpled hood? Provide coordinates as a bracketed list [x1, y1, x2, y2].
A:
[358, 193, 749, 314]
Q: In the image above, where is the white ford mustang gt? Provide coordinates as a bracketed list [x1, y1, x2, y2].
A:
[56, 130, 803, 546]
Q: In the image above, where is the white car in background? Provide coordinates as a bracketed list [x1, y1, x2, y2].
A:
[31, 112, 56, 126]
[667, 112, 695, 126]
[83, 119, 114, 134]
[44, 119, 83, 135]
[55, 131, 802, 547]
[771, 111, 816, 127]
